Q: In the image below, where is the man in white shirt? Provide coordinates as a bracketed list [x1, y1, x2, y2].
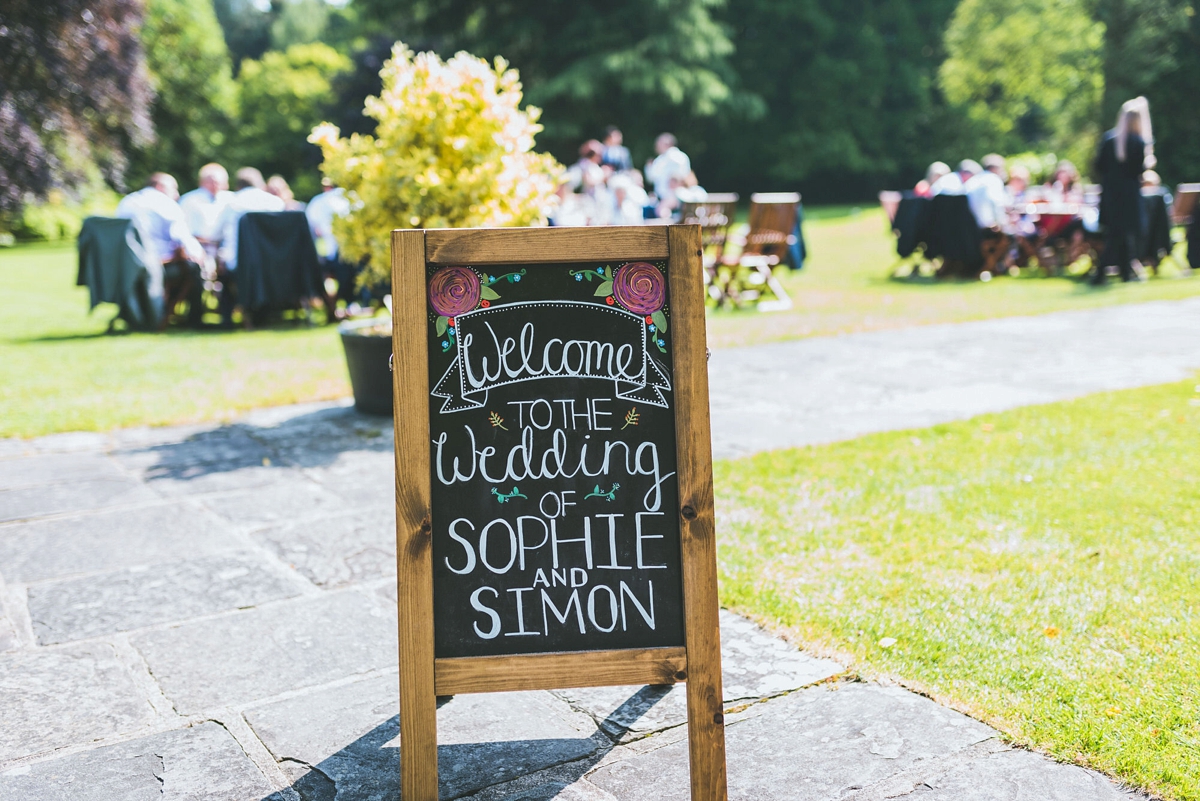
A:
[305, 178, 351, 263]
[965, 154, 1010, 229]
[306, 178, 355, 318]
[179, 163, 232, 245]
[116, 173, 205, 266]
[644, 133, 691, 215]
[215, 167, 286, 326]
[115, 173, 206, 326]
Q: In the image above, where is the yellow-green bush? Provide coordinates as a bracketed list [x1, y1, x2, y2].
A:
[309, 43, 561, 287]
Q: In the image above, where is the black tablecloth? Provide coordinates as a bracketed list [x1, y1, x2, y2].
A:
[76, 216, 162, 330]
[236, 211, 319, 313]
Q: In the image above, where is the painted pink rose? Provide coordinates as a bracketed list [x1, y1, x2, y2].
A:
[428, 266, 481, 317]
[612, 262, 665, 315]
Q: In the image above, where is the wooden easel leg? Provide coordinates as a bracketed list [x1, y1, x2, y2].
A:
[398, 665, 437, 799]
[392, 229, 439, 800]
[685, 665, 729, 800]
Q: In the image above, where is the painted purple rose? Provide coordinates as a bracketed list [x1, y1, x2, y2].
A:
[428, 266, 481, 317]
[612, 262, 665, 315]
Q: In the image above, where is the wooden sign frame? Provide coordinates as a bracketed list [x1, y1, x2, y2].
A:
[391, 224, 727, 800]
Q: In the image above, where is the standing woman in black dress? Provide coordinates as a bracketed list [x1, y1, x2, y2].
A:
[1094, 97, 1154, 283]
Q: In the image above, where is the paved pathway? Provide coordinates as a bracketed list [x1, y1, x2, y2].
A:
[4, 297, 1190, 800]
[710, 296, 1200, 458]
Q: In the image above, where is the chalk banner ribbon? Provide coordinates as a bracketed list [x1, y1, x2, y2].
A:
[432, 301, 671, 413]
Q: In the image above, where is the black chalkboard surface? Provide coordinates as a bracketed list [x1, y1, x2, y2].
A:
[424, 260, 685, 658]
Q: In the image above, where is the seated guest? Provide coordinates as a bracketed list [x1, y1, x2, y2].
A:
[1007, 165, 1031, 202]
[179, 163, 231, 246]
[930, 160, 975, 195]
[600, 126, 633, 173]
[306, 178, 351, 263]
[645, 133, 691, 215]
[215, 167, 286, 326]
[306, 178, 354, 317]
[916, 162, 950, 197]
[560, 141, 611, 225]
[965, 154, 1009, 229]
[1050, 160, 1081, 201]
[608, 170, 649, 226]
[116, 173, 205, 326]
[267, 175, 306, 211]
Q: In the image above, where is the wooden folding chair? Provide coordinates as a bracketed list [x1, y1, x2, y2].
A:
[1174, 184, 1199, 227]
[680, 193, 739, 304]
[725, 192, 797, 311]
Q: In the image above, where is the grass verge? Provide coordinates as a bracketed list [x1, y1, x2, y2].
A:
[715, 378, 1200, 800]
[0, 242, 351, 437]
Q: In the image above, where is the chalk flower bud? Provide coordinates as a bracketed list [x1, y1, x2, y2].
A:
[612, 262, 665, 315]
[428, 266, 481, 317]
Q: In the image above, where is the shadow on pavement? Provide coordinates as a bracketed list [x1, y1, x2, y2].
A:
[115, 403, 393, 481]
[262, 688, 673, 801]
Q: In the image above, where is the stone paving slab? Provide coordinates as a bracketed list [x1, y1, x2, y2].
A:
[585, 684, 997, 800]
[252, 509, 395, 588]
[27, 552, 305, 645]
[554, 610, 843, 742]
[0, 502, 244, 584]
[0, 642, 158, 761]
[0, 451, 128, 491]
[201, 473, 353, 526]
[0, 477, 159, 523]
[0, 722, 274, 801]
[131, 589, 395, 715]
[709, 296, 1200, 458]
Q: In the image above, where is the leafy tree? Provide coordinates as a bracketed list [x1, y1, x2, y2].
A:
[1095, 0, 1197, 183]
[233, 42, 351, 198]
[939, 0, 1104, 170]
[352, 0, 738, 163]
[310, 44, 560, 286]
[0, 0, 153, 214]
[212, 0, 274, 69]
[131, 0, 238, 188]
[1094, 0, 1190, 121]
[700, 0, 961, 195]
[1144, 1, 1200, 184]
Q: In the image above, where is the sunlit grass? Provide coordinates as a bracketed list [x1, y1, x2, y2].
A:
[707, 208, 1200, 348]
[0, 242, 350, 438]
[2, 212, 1198, 436]
[715, 378, 1200, 800]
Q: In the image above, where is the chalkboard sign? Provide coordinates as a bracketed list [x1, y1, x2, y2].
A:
[392, 226, 727, 800]
[426, 259, 685, 658]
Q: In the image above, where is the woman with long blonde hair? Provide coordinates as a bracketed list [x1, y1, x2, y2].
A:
[1093, 97, 1154, 283]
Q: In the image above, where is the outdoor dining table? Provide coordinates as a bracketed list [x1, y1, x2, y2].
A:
[1022, 202, 1081, 237]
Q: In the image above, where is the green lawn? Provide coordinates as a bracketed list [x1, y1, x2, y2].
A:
[0, 242, 351, 438]
[716, 378, 1200, 800]
[2, 210, 1197, 436]
[707, 208, 1200, 348]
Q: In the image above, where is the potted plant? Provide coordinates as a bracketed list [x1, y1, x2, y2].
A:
[309, 44, 561, 414]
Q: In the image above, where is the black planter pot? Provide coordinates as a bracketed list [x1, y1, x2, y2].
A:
[338, 318, 393, 415]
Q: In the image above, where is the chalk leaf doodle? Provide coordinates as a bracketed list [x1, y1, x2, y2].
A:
[488, 411, 508, 430]
[491, 486, 527, 504]
[622, 407, 640, 429]
[585, 483, 621, 502]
